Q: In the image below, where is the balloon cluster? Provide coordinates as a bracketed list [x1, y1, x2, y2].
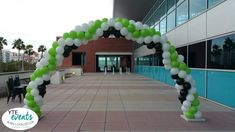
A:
[24, 18, 202, 119]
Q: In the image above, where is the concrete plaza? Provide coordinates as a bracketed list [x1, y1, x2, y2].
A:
[1, 73, 235, 132]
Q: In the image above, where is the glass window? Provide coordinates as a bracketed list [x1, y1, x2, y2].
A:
[153, 54, 164, 66]
[176, 46, 188, 64]
[207, 34, 235, 70]
[189, 0, 207, 18]
[176, 0, 188, 26]
[167, 0, 176, 13]
[155, 23, 160, 32]
[159, 0, 167, 19]
[72, 52, 85, 66]
[176, 0, 185, 5]
[160, 18, 166, 34]
[167, 10, 176, 32]
[188, 42, 206, 68]
[208, 0, 223, 7]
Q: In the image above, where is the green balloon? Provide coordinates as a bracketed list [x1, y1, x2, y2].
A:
[77, 31, 85, 40]
[41, 66, 49, 74]
[127, 24, 136, 33]
[36, 111, 42, 118]
[48, 56, 56, 65]
[169, 46, 176, 53]
[63, 32, 70, 39]
[69, 31, 78, 39]
[26, 93, 34, 100]
[171, 61, 180, 68]
[170, 52, 178, 61]
[88, 26, 97, 34]
[102, 18, 108, 22]
[34, 69, 43, 78]
[140, 29, 150, 37]
[52, 41, 59, 49]
[155, 31, 161, 36]
[192, 98, 200, 106]
[185, 111, 194, 119]
[32, 106, 40, 114]
[26, 86, 31, 93]
[48, 63, 56, 71]
[94, 20, 102, 28]
[133, 31, 141, 38]
[121, 19, 129, 27]
[115, 18, 122, 22]
[48, 48, 56, 57]
[179, 63, 187, 70]
[85, 32, 92, 40]
[186, 67, 191, 74]
[28, 100, 36, 108]
[30, 74, 36, 81]
[194, 93, 199, 99]
[189, 106, 198, 114]
[149, 28, 156, 36]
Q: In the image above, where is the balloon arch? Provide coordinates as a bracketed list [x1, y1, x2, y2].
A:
[24, 18, 203, 120]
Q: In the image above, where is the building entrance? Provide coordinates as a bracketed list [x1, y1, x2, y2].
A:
[96, 55, 131, 72]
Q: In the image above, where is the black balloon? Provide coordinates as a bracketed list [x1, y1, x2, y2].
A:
[183, 82, 191, 90]
[71, 44, 78, 49]
[171, 74, 179, 79]
[63, 46, 72, 57]
[180, 89, 188, 97]
[103, 31, 110, 38]
[43, 80, 51, 85]
[178, 95, 186, 104]
[155, 42, 162, 50]
[108, 27, 116, 34]
[114, 31, 121, 38]
[147, 42, 156, 49]
[176, 78, 185, 85]
[38, 85, 47, 98]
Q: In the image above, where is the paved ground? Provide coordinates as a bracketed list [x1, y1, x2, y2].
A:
[1, 73, 235, 132]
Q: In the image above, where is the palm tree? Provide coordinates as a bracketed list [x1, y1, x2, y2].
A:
[24, 44, 34, 62]
[12, 38, 25, 61]
[12, 38, 25, 70]
[38, 45, 47, 59]
[0, 37, 8, 61]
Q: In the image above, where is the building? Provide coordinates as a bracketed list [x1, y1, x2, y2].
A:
[0, 50, 12, 63]
[61, 0, 235, 109]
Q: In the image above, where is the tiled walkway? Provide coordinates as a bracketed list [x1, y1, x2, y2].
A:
[1, 73, 235, 132]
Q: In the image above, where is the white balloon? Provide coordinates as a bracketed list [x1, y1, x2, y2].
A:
[57, 60, 63, 66]
[37, 100, 44, 106]
[143, 24, 149, 29]
[160, 35, 168, 44]
[152, 35, 160, 43]
[36, 62, 42, 68]
[164, 65, 171, 69]
[96, 28, 103, 37]
[162, 51, 170, 59]
[183, 100, 192, 108]
[35, 78, 43, 85]
[144, 36, 152, 44]
[43, 52, 49, 58]
[175, 84, 183, 91]
[107, 18, 115, 26]
[58, 38, 65, 47]
[65, 38, 74, 46]
[88, 20, 94, 26]
[31, 89, 39, 96]
[185, 75, 193, 82]
[34, 95, 43, 103]
[75, 25, 82, 32]
[162, 43, 170, 51]
[101, 22, 109, 31]
[120, 28, 128, 36]
[162, 59, 170, 65]
[186, 94, 195, 102]
[81, 23, 89, 31]
[136, 37, 144, 44]
[29, 81, 37, 89]
[129, 20, 135, 24]
[189, 87, 197, 94]
[114, 22, 122, 30]
[56, 47, 64, 54]
[56, 55, 64, 62]
[178, 71, 187, 78]
[125, 33, 132, 40]
[43, 74, 50, 81]
[178, 55, 184, 62]
[74, 39, 82, 47]
[170, 68, 179, 75]
[23, 99, 27, 105]
[194, 111, 202, 119]
[135, 21, 143, 30]
[181, 105, 189, 112]
[41, 58, 48, 66]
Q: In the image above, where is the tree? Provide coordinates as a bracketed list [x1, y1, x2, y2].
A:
[0, 37, 7, 72]
[24, 44, 34, 62]
[12, 38, 25, 61]
[38, 45, 47, 59]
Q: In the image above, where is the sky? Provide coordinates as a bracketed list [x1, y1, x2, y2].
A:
[0, 0, 113, 52]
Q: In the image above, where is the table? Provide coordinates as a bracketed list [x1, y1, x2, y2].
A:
[14, 84, 27, 103]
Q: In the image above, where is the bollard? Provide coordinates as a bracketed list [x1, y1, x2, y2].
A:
[119, 67, 122, 75]
[112, 67, 115, 75]
[104, 67, 107, 75]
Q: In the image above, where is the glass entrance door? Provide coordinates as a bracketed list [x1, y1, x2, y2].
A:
[97, 55, 126, 72]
